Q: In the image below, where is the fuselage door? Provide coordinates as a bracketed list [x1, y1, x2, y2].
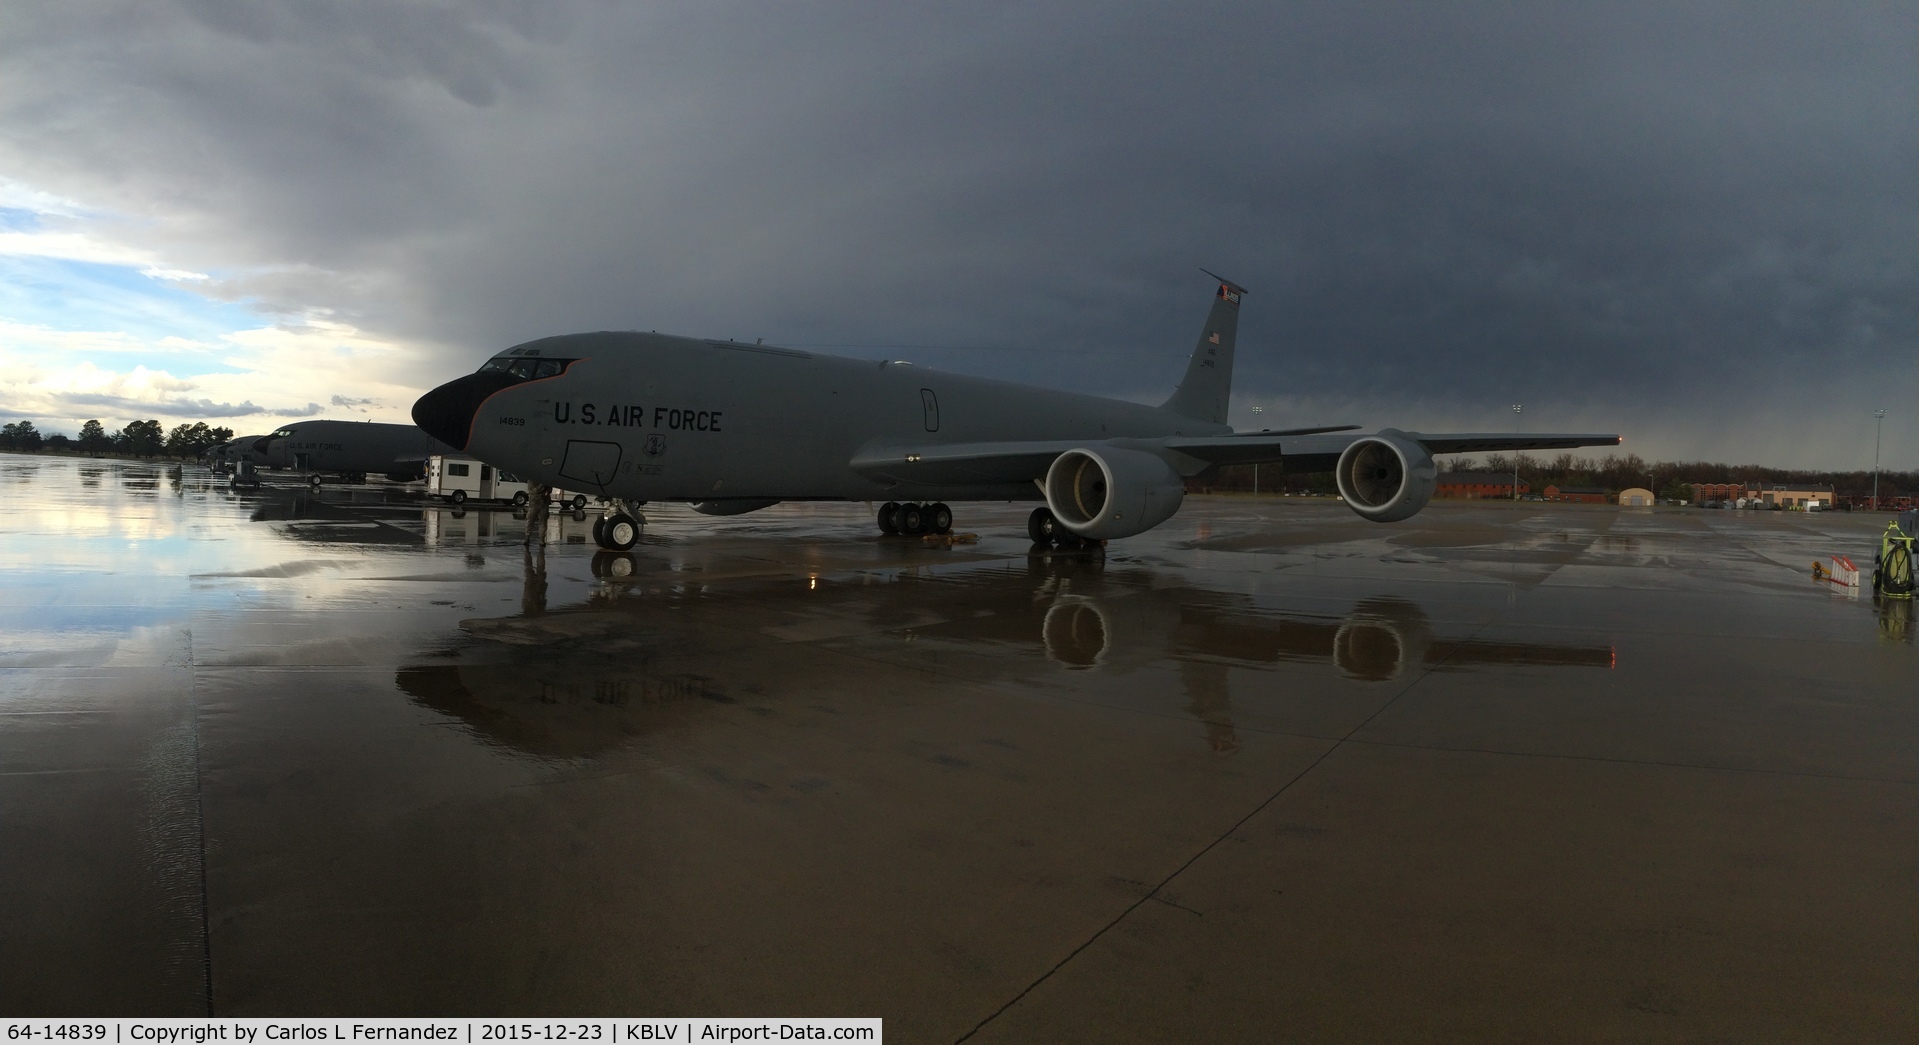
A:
[921, 389, 939, 432]
[559, 439, 622, 490]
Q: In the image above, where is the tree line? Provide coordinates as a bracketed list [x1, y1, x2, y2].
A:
[0, 419, 236, 458]
[1441, 452, 1915, 501]
[1192, 451, 1915, 499]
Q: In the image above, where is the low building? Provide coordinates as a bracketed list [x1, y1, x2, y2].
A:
[1618, 487, 1654, 507]
[1690, 482, 1752, 504]
[1436, 471, 1530, 499]
[1752, 485, 1834, 509]
[1544, 485, 1611, 504]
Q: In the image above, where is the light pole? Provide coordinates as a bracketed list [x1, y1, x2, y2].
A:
[1511, 404, 1522, 501]
[1873, 409, 1886, 510]
[1251, 406, 1264, 495]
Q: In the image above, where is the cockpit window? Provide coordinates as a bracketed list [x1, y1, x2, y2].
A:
[478, 357, 577, 382]
[273, 428, 293, 438]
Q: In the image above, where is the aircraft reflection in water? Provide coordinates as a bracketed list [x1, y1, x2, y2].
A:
[396, 551, 1615, 760]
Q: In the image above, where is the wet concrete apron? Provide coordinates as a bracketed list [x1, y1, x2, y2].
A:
[2, 453, 1913, 1040]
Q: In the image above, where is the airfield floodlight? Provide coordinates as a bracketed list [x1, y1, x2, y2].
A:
[1251, 407, 1264, 494]
[1512, 404, 1523, 501]
[1874, 409, 1886, 510]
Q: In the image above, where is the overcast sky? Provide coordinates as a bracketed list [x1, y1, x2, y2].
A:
[1, 1, 1912, 467]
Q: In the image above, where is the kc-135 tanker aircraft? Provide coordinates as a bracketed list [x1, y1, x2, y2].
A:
[253, 420, 458, 482]
[412, 275, 1621, 550]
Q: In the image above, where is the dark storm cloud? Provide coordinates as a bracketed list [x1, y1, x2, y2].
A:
[1, 1, 1912, 465]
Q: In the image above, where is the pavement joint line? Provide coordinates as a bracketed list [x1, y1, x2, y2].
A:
[954, 609, 1507, 1043]
[1338, 737, 1919, 785]
[189, 625, 214, 1017]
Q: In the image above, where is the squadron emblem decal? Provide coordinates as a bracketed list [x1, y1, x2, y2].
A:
[642, 434, 667, 458]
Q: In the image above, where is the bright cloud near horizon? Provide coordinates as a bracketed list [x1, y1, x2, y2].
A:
[0, 2, 1913, 468]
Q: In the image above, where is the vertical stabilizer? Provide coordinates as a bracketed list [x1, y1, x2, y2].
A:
[1160, 272, 1244, 425]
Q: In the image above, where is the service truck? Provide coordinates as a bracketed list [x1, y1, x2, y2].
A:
[427, 455, 592, 509]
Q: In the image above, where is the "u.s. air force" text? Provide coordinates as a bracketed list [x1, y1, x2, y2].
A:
[546, 403, 722, 431]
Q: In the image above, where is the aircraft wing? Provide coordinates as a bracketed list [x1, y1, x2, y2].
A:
[1251, 431, 1625, 473]
[852, 429, 1621, 485]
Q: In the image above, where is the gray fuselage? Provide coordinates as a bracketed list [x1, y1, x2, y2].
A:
[259, 419, 457, 477]
[458, 333, 1229, 503]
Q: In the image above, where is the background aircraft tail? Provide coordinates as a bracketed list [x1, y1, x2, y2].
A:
[1160, 272, 1244, 425]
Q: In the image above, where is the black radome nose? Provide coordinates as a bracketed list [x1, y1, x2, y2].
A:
[413, 371, 523, 451]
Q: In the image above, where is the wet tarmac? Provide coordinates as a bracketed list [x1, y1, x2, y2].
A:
[2, 451, 1913, 1040]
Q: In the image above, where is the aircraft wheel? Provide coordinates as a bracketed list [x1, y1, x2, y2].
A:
[591, 515, 606, 546]
[569, 494, 588, 510]
[878, 501, 901, 535]
[450, 489, 467, 505]
[512, 491, 529, 507]
[929, 502, 953, 534]
[1027, 506, 1060, 545]
[897, 502, 926, 535]
[602, 514, 640, 551]
[308, 474, 322, 487]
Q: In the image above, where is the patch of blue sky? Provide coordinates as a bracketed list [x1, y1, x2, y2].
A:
[0, 254, 268, 373]
[0, 207, 47, 232]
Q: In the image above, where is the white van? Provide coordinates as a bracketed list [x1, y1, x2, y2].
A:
[427, 455, 594, 509]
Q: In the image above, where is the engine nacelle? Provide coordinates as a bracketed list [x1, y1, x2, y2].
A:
[1044, 446, 1185, 539]
[1335, 430, 1436, 523]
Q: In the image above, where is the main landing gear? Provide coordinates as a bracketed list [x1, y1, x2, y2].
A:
[592, 500, 646, 551]
[877, 501, 953, 536]
[1028, 506, 1099, 550]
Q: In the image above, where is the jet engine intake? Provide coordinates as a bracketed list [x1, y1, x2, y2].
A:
[1335, 431, 1436, 523]
[1043, 446, 1185, 539]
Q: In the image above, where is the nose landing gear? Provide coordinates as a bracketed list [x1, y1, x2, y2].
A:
[592, 500, 646, 551]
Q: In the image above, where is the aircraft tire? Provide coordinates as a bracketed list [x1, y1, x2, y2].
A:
[513, 491, 529, 508]
[898, 503, 926, 535]
[308, 474, 322, 487]
[1027, 506, 1059, 545]
[591, 516, 606, 546]
[569, 494, 588, 510]
[878, 501, 901, 535]
[450, 489, 466, 505]
[930, 503, 953, 534]
[603, 514, 640, 551]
